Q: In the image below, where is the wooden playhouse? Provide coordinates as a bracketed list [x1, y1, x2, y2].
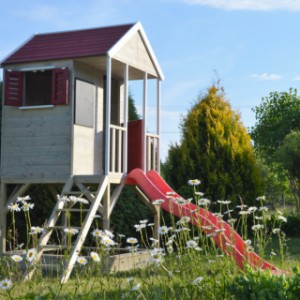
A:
[0, 22, 164, 281]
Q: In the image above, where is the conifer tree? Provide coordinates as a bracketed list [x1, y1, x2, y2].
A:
[163, 86, 264, 204]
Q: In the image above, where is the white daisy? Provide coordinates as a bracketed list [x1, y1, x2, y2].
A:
[126, 237, 138, 244]
[8, 203, 21, 212]
[188, 179, 201, 186]
[158, 226, 170, 235]
[77, 256, 88, 265]
[0, 278, 12, 290]
[90, 251, 101, 262]
[26, 248, 37, 263]
[198, 198, 210, 206]
[192, 276, 204, 285]
[11, 254, 23, 262]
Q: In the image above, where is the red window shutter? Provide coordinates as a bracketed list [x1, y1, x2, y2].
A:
[51, 68, 69, 105]
[4, 70, 23, 106]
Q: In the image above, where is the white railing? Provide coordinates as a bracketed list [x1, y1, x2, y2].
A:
[110, 125, 126, 174]
[146, 133, 160, 172]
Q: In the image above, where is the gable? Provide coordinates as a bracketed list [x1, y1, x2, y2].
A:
[112, 31, 158, 78]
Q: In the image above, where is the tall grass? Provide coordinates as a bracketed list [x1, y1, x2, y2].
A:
[0, 185, 300, 299]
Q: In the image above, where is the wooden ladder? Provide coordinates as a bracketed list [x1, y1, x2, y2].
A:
[23, 175, 108, 283]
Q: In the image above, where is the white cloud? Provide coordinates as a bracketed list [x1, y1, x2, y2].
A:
[184, 0, 300, 11]
[251, 73, 282, 81]
[293, 76, 300, 81]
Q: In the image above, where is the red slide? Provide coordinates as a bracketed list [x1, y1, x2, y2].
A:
[126, 168, 280, 272]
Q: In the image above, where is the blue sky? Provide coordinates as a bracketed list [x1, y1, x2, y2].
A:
[1, 0, 300, 161]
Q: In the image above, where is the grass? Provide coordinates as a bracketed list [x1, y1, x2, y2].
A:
[2, 192, 300, 299]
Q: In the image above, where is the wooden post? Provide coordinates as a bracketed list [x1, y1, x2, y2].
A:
[153, 206, 160, 241]
[105, 56, 112, 175]
[143, 72, 147, 172]
[0, 183, 7, 255]
[156, 79, 161, 174]
[103, 183, 111, 230]
[123, 64, 129, 174]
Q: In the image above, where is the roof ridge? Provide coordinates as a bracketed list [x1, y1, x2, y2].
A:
[34, 23, 136, 37]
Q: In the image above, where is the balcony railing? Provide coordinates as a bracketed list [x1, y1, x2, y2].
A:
[110, 124, 125, 174]
[146, 133, 159, 172]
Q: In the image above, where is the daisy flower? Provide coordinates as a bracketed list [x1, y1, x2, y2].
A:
[149, 248, 164, 265]
[101, 236, 116, 247]
[77, 256, 88, 265]
[217, 200, 231, 205]
[90, 251, 101, 262]
[8, 203, 21, 212]
[198, 198, 210, 206]
[186, 240, 197, 249]
[251, 224, 264, 231]
[26, 248, 37, 263]
[30, 226, 44, 235]
[22, 202, 34, 211]
[0, 279, 12, 290]
[92, 229, 105, 238]
[134, 224, 147, 231]
[256, 196, 266, 202]
[64, 228, 79, 235]
[192, 276, 204, 285]
[277, 215, 287, 223]
[153, 199, 165, 205]
[188, 179, 201, 186]
[158, 226, 170, 235]
[177, 216, 190, 225]
[126, 237, 138, 245]
[11, 254, 23, 263]
[17, 195, 31, 202]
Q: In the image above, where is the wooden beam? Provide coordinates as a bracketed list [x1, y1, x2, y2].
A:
[156, 79, 161, 174]
[108, 183, 124, 218]
[123, 64, 129, 173]
[105, 55, 112, 175]
[143, 72, 147, 172]
[0, 183, 7, 255]
[103, 183, 110, 230]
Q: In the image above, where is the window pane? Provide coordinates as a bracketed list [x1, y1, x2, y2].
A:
[25, 71, 52, 106]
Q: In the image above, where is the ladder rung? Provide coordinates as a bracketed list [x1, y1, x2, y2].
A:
[63, 191, 96, 195]
[46, 226, 82, 230]
[41, 245, 68, 251]
[57, 208, 90, 213]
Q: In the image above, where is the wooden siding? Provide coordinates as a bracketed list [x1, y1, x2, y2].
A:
[113, 32, 158, 77]
[1, 106, 72, 182]
[72, 62, 104, 175]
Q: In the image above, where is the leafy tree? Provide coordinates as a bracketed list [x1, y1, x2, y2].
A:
[163, 86, 264, 205]
[251, 88, 300, 161]
[251, 89, 300, 209]
[128, 92, 140, 120]
[274, 131, 300, 209]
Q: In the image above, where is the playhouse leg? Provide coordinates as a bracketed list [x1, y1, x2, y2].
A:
[153, 206, 160, 241]
[0, 183, 7, 255]
[103, 184, 110, 230]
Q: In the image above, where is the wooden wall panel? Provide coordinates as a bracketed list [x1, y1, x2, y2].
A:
[1, 105, 72, 182]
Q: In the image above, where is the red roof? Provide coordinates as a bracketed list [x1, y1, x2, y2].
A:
[1, 23, 134, 66]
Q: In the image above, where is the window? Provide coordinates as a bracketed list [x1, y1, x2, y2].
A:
[4, 68, 69, 107]
[75, 79, 95, 128]
[25, 70, 52, 106]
